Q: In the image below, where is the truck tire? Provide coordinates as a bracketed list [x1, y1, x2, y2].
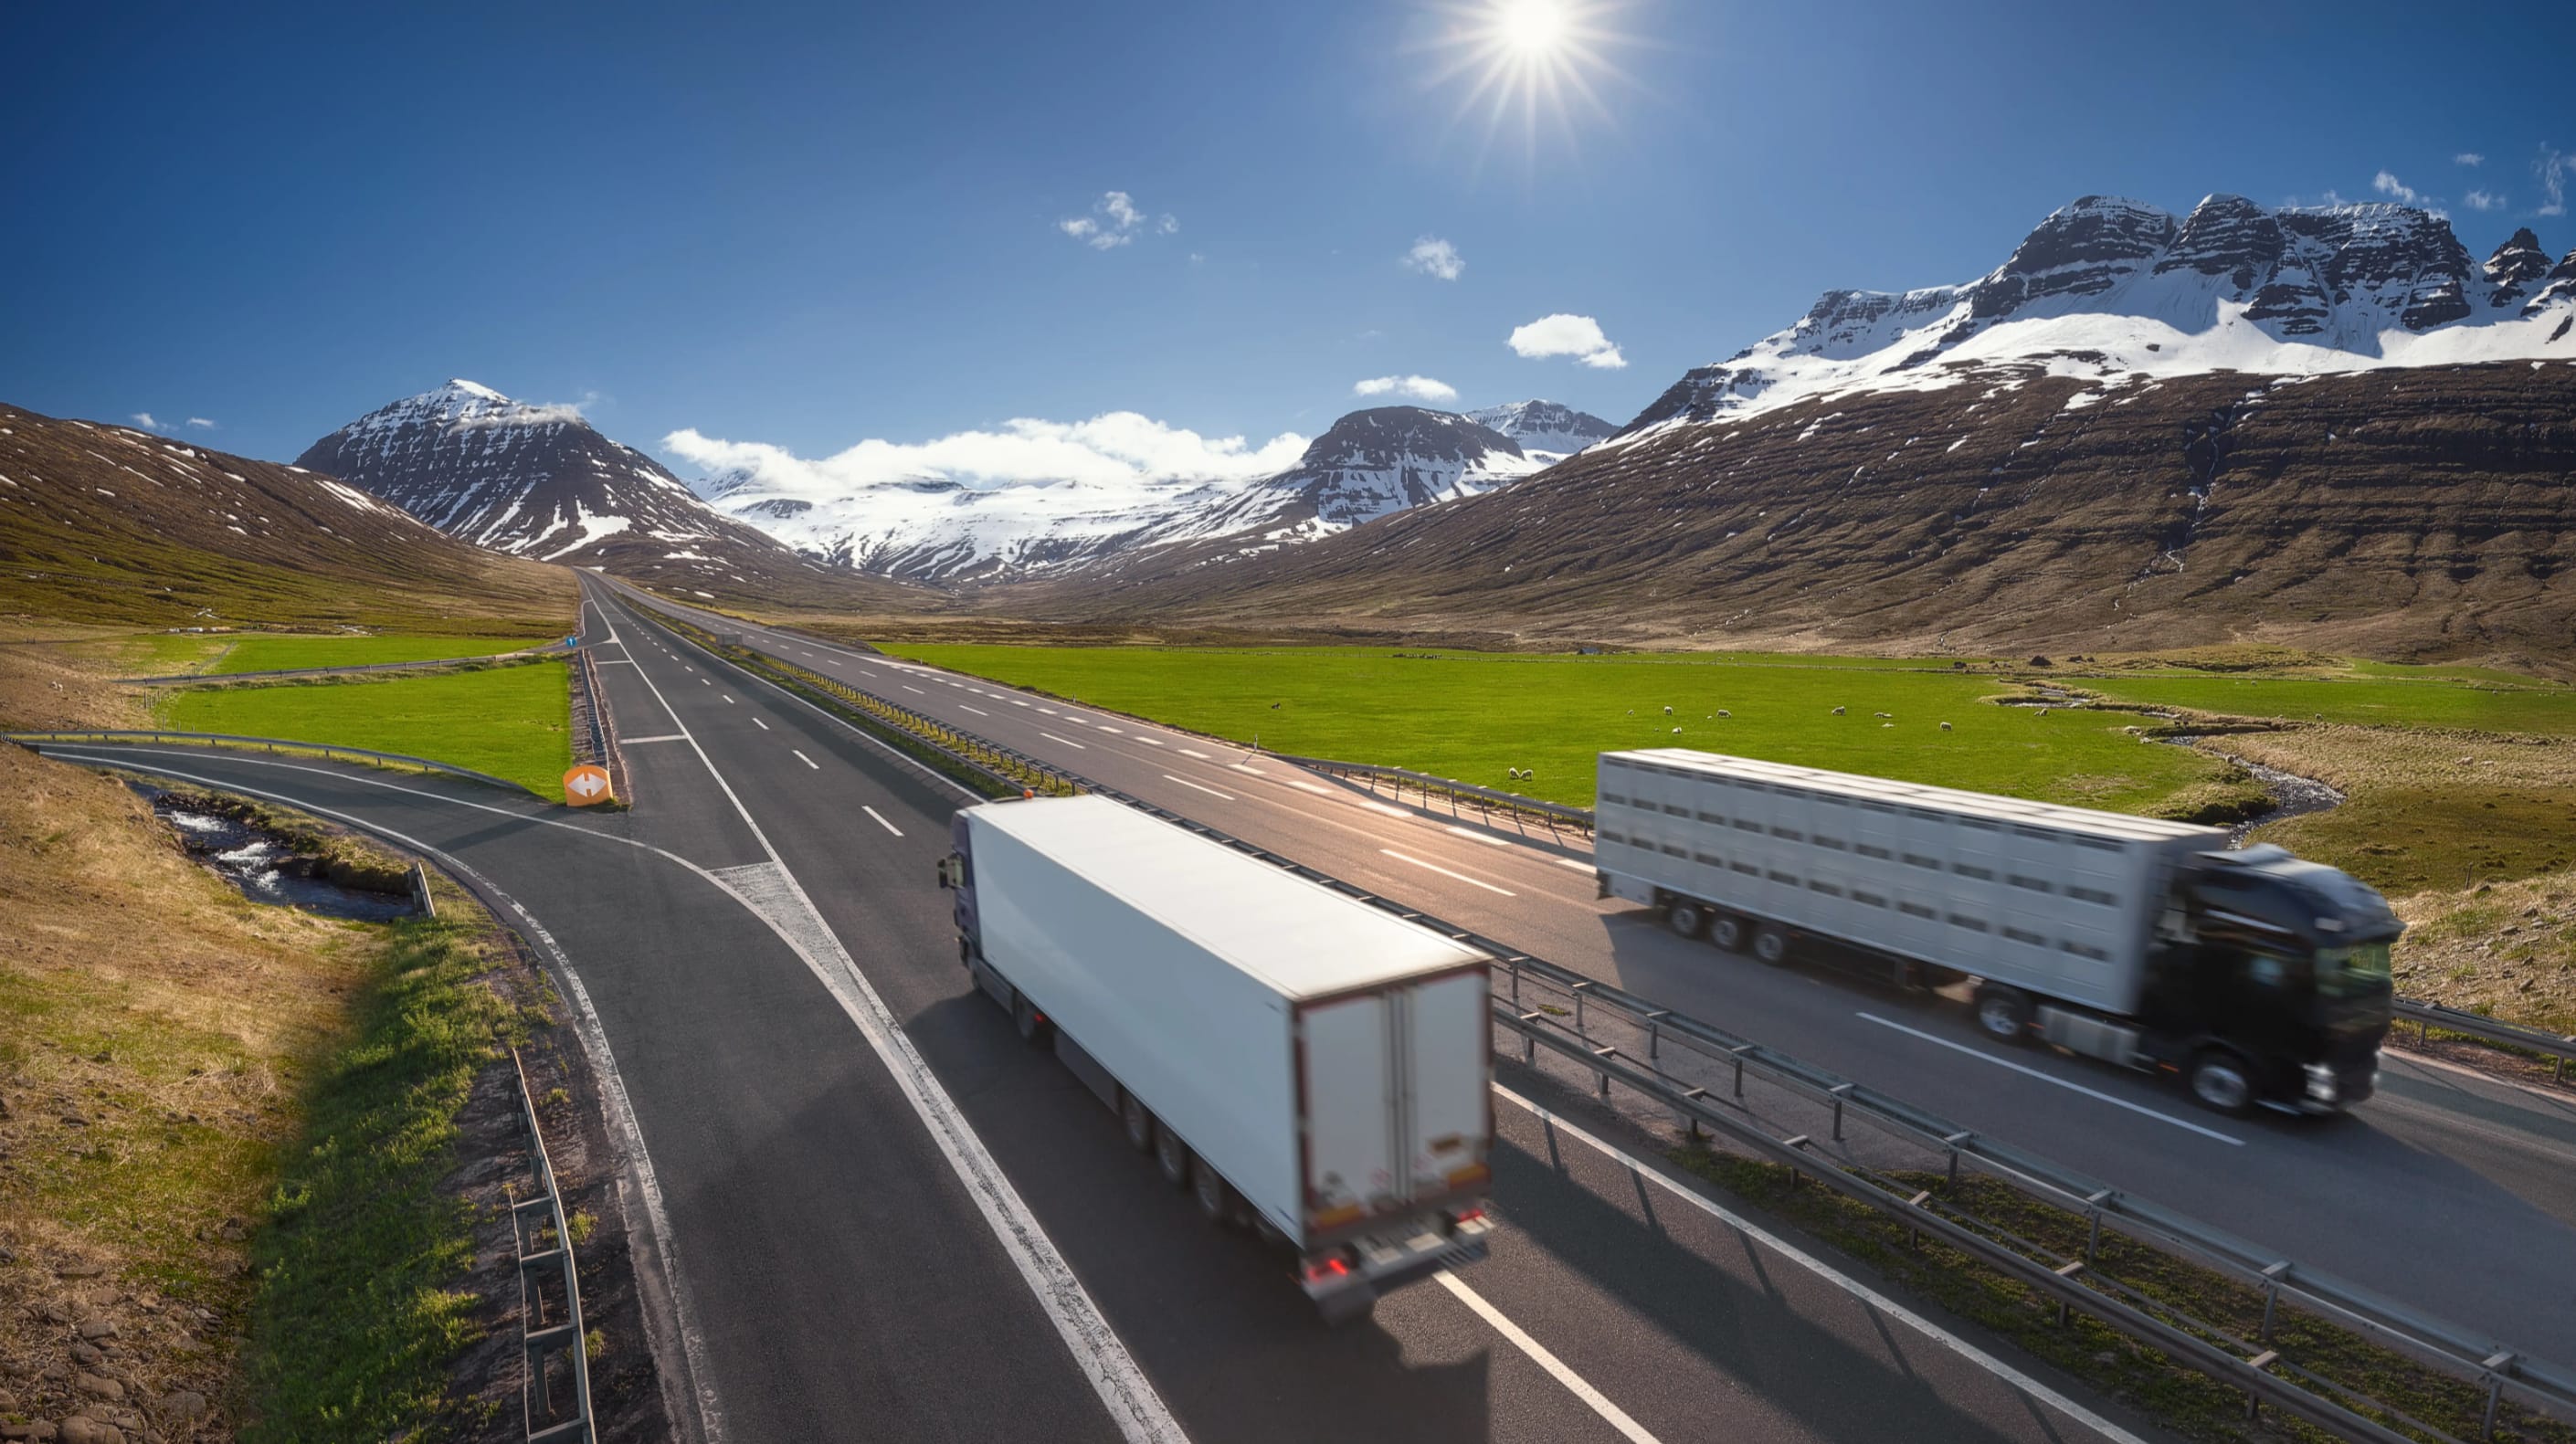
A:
[1012, 991, 1051, 1047]
[1156, 1123, 1192, 1189]
[2185, 1049, 2254, 1115]
[1122, 1091, 1155, 1154]
[1709, 915, 1745, 953]
[1667, 901, 1707, 939]
[1751, 923, 1791, 965]
[1974, 985, 2032, 1042]
[1193, 1158, 1237, 1226]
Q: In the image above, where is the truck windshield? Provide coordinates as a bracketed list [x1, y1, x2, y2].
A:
[2314, 942, 2391, 996]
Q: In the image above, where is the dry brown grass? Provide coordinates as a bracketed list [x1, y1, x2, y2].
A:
[0, 747, 394, 1438]
[0, 625, 160, 732]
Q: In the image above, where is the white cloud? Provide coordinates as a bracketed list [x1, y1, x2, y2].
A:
[131, 412, 164, 431]
[1060, 190, 1177, 250]
[2372, 170, 2429, 206]
[2538, 146, 2570, 217]
[185, 416, 217, 429]
[1354, 374, 1459, 404]
[2455, 153, 2485, 167]
[2463, 189, 2505, 212]
[663, 412, 1309, 499]
[1402, 236, 1464, 280]
[1507, 312, 1627, 369]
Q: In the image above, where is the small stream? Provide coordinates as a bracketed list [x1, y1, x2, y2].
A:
[2011, 686, 2348, 845]
[140, 786, 419, 921]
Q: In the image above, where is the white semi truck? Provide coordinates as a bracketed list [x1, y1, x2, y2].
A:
[939, 794, 1494, 1321]
[1592, 750, 2402, 1115]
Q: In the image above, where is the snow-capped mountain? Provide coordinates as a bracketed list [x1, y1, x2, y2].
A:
[1622, 196, 2576, 435]
[297, 381, 871, 602]
[1464, 399, 1615, 464]
[699, 404, 1551, 584]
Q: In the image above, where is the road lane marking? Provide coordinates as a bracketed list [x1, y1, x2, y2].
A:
[1038, 708, 1058, 715]
[792, 750, 819, 770]
[903, 685, 926, 695]
[960, 704, 989, 717]
[701, 679, 711, 686]
[1096, 725, 1123, 733]
[1855, 1013, 2244, 1145]
[1379, 849, 1515, 896]
[1435, 1272, 1663, 1444]
[1286, 780, 1331, 795]
[1364, 801, 1409, 817]
[862, 806, 903, 837]
[722, 694, 734, 704]
[1177, 748, 1210, 760]
[1493, 1087, 2153, 1444]
[1040, 732, 1088, 749]
[623, 733, 689, 744]
[1133, 736, 1165, 747]
[1557, 857, 1597, 873]
[1447, 826, 1517, 848]
[752, 718, 769, 731]
[1011, 700, 1030, 707]
[1230, 763, 1267, 775]
[597, 659, 637, 666]
[1163, 774, 1236, 801]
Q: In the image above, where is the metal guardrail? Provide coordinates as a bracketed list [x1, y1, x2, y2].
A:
[1265, 754, 1596, 842]
[2393, 998, 2576, 1081]
[509, 1049, 595, 1444]
[117, 641, 574, 685]
[631, 611, 2576, 1443]
[570, 648, 630, 806]
[5, 730, 528, 793]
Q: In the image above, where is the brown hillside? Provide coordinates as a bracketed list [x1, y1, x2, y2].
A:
[0, 403, 575, 633]
[997, 361, 2576, 668]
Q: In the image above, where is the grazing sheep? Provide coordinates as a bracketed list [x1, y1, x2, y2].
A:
[2035, 707, 2050, 717]
[1717, 709, 1731, 718]
[1831, 706, 1846, 716]
[1672, 726, 1683, 734]
[1663, 705, 1673, 715]
[1939, 721, 1953, 732]
[1874, 711, 1893, 719]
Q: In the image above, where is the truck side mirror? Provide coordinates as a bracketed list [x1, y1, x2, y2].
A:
[936, 856, 960, 890]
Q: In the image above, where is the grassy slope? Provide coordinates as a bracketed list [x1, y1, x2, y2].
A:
[159, 661, 574, 796]
[881, 644, 2226, 814]
[211, 633, 562, 675]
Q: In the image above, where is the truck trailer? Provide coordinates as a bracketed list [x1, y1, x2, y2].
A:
[940, 794, 1494, 1321]
[1592, 750, 2402, 1115]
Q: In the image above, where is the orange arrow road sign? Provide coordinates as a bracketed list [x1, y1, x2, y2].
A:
[564, 764, 615, 806]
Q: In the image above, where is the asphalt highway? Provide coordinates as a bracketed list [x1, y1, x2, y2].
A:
[605, 576, 2576, 1358]
[24, 574, 2193, 1444]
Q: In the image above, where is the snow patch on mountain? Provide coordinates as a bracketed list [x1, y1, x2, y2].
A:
[1465, 399, 1616, 464]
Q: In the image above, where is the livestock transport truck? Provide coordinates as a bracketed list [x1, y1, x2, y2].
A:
[1592, 750, 2403, 1116]
[938, 794, 1494, 1322]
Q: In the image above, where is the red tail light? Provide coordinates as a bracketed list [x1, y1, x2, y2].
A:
[1303, 1258, 1351, 1283]
[1452, 1207, 1486, 1225]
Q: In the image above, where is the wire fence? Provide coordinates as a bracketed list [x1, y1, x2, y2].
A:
[628, 611, 2576, 1444]
[510, 1049, 595, 1444]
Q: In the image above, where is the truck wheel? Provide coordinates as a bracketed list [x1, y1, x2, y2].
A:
[1193, 1159, 1237, 1226]
[1156, 1123, 1192, 1189]
[1751, 924, 1791, 965]
[2186, 1049, 2254, 1115]
[1974, 985, 2032, 1042]
[1667, 901, 1706, 939]
[1012, 991, 1051, 1047]
[957, 935, 972, 966]
[1121, 1091, 1155, 1154]
[1709, 915, 1745, 953]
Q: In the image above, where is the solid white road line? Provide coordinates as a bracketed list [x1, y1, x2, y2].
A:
[961, 705, 989, 717]
[752, 718, 769, 731]
[862, 806, 903, 837]
[792, 750, 820, 770]
[1446, 826, 1516, 848]
[1855, 1013, 2245, 1145]
[1435, 1272, 1663, 1444]
[1040, 732, 1089, 750]
[1177, 748, 1210, 760]
[1163, 774, 1236, 801]
[623, 733, 690, 744]
[1493, 1087, 2151, 1444]
[1379, 848, 1515, 897]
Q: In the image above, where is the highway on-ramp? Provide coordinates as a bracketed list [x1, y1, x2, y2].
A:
[19, 576, 2186, 1444]
[600, 575, 2576, 1359]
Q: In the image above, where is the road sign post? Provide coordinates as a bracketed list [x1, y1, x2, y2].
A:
[563, 764, 615, 806]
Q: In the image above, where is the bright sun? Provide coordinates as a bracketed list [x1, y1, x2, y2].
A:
[1418, 0, 1639, 165]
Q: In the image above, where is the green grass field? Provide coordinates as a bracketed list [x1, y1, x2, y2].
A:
[2071, 673, 2576, 735]
[158, 662, 573, 796]
[210, 632, 563, 675]
[880, 644, 2230, 815]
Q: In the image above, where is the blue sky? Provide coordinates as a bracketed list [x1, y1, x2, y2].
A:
[5, 0, 2572, 480]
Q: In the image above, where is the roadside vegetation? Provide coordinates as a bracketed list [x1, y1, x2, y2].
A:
[209, 633, 563, 676]
[0, 748, 532, 1439]
[155, 660, 574, 796]
[880, 643, 2234, 817]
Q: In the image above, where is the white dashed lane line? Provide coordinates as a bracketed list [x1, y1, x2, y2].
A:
[1379, 848, 1515, 897]
[1040, 732, 1089, 750]
[1447, 827, 1516, 848]
[962, 705, 989, 717]
[903, 685, 926, 695]
[1177, 748, 1210, 760]
[1556, 857, 1595, 873]
[1856, 1013, 2244, 1145]
[1134, 737, 1164, 747]
[1163, 774, 1235, 801]
[753, 718, 770, 731]
[862, 806, 903, 837]
[723, 695, 735, 704]
[792, 750, 819, 770]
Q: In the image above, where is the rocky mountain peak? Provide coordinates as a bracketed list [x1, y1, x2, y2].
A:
[1463, 399, 1616, 461]
[1297, 406, 1524, 471]
[2486, 227, 2559, 308]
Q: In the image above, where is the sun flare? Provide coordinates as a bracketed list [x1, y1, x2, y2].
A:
[1419, 0, 1641, 163]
